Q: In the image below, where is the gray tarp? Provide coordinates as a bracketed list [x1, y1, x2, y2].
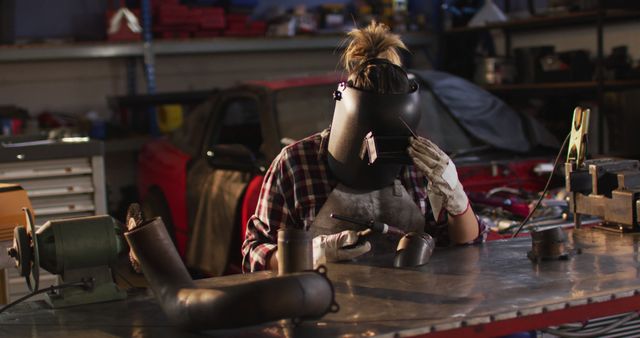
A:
[412, 70, 559, 153]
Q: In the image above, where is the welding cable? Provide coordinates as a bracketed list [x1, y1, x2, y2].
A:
[512, 133, 571, 238]
[113, 267, 136, 289]
[0, 279, 92, 315]
[542, 311, 640, 337]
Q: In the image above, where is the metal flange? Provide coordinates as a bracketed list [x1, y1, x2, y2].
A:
[8, 226, 32, 278]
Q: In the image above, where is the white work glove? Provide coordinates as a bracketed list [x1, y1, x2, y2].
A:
[312, 230, 371, 267]
[408, 136, 469, 218]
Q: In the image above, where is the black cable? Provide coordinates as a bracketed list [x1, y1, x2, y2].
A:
[512, 133, 571, 238]
[0, 279, 91, 315]
[543, 311, 639, 337]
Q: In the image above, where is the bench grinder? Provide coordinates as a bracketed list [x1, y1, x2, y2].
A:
[7, 209, 126, 308]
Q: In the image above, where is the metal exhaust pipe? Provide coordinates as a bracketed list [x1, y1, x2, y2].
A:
[124, 217, 337, 330]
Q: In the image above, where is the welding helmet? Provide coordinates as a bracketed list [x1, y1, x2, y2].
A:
[327, 59, 420, 190]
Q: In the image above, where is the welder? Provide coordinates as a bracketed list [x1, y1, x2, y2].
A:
[242, 21, 486, 272]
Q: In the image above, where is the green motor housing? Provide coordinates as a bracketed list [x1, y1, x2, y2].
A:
[9, 211, 127, 308]
[37, 216, 123, 275]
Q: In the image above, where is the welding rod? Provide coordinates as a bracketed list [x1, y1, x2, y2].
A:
[399, 116, 418, 138]
[330, 214, 406, 236]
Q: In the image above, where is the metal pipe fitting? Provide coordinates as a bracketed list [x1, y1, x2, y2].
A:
[394, 232, 435, 268]
[277, 228, 313, 275]
[125, 217, 337, 330]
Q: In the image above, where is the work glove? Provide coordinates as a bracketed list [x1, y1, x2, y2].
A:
[312, 230, 371, 267]
[408, 136, 469, 218]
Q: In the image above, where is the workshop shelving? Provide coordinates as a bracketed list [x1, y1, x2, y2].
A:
[484, 80, 640, 95]
[444, 9, 640, 34]
[440, 2, 640, 154]
[0, 33, 433, 63]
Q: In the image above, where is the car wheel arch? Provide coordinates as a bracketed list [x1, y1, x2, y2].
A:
[142, 185, 177, 245]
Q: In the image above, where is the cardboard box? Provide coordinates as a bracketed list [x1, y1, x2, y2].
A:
[0, 184, 33, 241]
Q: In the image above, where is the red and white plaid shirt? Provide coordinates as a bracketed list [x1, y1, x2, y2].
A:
[242, 129, 487, 272]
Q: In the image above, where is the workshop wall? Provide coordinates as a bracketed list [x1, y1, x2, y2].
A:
[0, 51, 340, 117]
[0, 49, 431, 117]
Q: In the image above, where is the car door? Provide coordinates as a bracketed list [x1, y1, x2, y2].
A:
[184, 91, 264, 275]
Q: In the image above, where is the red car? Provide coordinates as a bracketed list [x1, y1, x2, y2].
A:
[137, 71, 557, 275]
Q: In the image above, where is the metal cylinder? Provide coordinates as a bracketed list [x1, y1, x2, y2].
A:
[528, 226, 569, 261]
[277, 228, 313, 275]
[125, 217, 336, 331]
[36, 216, 123, 275]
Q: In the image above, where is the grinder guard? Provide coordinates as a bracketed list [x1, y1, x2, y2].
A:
[328, 80, 420, 190]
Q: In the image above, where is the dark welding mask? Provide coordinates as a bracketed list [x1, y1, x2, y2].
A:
[327, 60, 420, 190]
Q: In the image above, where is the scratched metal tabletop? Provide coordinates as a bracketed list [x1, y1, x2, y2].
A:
[1, 227, 640, 338]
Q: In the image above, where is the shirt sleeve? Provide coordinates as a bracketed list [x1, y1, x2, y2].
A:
[241, 149, 299, 272]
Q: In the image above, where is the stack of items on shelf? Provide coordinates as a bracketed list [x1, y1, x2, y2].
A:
[154, 0, 221, 38]
[224, 0, 266, 37]
[475, 45, 640, 86]
[604, 46, 640, 80]
[152, 0, 265, 39]
[193, 7, 227, 37]
[513, 46, 593, 84]
[0, 106, 28, 137]
[262, 0, 418, 37]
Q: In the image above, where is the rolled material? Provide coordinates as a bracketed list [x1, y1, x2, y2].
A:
[125, 217, 337, 330]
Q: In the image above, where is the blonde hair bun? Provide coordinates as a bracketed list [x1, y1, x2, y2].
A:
[342, 21, 407, 74]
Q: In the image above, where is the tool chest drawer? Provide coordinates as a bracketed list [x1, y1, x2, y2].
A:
[0, 139, 106, 303]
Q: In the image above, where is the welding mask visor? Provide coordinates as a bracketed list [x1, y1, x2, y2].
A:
[327, 77, 420, 190]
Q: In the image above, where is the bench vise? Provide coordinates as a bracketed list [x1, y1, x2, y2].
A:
[564, 106, 640, 232]
[566, 159, 640, 231]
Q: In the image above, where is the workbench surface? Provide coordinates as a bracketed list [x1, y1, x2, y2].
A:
[2, 227, 640, 337]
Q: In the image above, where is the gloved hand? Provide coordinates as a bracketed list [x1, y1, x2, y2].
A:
[312, 230, 371, 267]
[408, 136, 469, 218]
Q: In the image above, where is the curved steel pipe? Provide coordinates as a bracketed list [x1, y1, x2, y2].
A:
[125, 217, 336, 330]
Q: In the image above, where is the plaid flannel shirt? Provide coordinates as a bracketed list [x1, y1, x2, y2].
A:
[241, 129, 487, 272]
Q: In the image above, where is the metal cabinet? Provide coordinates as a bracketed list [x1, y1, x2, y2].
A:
[0, 139, 106, 303]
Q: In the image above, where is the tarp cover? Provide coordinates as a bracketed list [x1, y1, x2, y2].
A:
[185, 158, 251, 275]
[411, 70, 558, 153]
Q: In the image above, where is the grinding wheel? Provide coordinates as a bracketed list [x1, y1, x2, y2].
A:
[10, 226, 32, 278]
[126, 203, 144, 273]
[24, 208, 39, 292]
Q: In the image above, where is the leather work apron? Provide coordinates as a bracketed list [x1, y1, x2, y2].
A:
[311, 179, 426, 255]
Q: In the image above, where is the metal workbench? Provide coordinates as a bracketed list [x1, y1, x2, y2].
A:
[2, 227, 640, 337]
